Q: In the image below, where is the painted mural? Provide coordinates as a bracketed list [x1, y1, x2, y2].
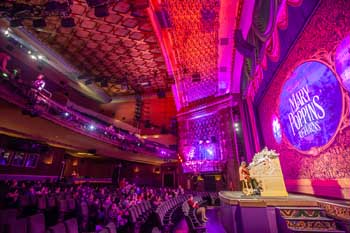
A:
[258, 0, 350, 198]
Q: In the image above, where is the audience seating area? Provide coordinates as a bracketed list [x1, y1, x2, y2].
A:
[155, 195, 187, 232]
[182, 197, 207, 233]
[0, 210, 79, 233]
[0, 179, 220, 233]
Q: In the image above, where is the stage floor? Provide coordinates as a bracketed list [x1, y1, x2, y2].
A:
[219, 191, 350, 207]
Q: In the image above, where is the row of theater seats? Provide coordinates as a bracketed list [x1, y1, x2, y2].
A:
[17, 191, 106, 230]
[0, 209, 117, 233]
[182, 197, 207, 233]
[0, 210, 78, 233]
[95, 222, 116, 233]
[129, 200, 153, 226]
[155, 195, 187, 233]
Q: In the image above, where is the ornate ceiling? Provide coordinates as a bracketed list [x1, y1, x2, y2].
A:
[165, 0, 220, 103]
[2, 0, 249, 104]
[20, 0, 171, 96]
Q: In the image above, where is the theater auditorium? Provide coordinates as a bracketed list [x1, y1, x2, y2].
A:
[0, 0, 349, 233]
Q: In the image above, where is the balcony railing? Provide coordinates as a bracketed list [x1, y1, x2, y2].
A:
[0, 77, 176, 158]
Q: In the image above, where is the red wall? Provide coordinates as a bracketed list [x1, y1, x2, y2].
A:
[63, 156, 162, 186]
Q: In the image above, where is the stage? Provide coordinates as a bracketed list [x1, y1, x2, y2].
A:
[218, 191, 350, 233]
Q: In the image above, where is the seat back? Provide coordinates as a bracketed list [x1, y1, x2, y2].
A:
[27, 213, 45, 233]
[48, 222, 66, 233]
[47, 197, 56, 208]
[67, 199, 76, 211]
[98, 228, 109, 233]
[64, 218, 79, 233]
[59, 200, 68, 213]
[105, 222, 116, 233]
[19, 195, 30, 207]
[6, 218, 27, 233]
[0, 209, 17, 233]
[80, 202, 88, 217]
[37, 196, 47, 210]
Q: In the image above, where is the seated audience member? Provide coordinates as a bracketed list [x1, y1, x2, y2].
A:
[5, 180, 20, 208]
[1, 178, 198, 232]
[0, 52, 11, 73]
[33, 74, 46, 91]
[178, 185, 185, 195]
[187, 194, 208, 222]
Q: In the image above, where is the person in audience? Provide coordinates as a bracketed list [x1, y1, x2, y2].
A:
[33, 74, 46, 91]
[5, 180, 19, 208]
[178, 185, 185, 195]
[119, 177, 126, 188]
[187, 194, 208, 222]
[72, 170, 78, 178]
[0, 52, 11, 74]
[1, 178, 217, 232]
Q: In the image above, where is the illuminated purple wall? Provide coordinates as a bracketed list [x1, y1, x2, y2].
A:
[258, 0, 350, 199]
[177, 97, 238, 176]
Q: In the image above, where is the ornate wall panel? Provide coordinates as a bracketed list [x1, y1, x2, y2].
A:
[257, 0, 350, 198]
[178, 105, 236, 173]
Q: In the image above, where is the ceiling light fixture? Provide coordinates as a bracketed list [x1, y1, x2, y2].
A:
[3, 29, 10, 36]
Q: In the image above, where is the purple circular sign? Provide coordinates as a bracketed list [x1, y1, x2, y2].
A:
[335, 35, 350, 92]
[279, 61, 343, 152]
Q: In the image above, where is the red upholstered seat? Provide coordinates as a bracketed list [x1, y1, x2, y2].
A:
[48, 222, 67, 233]
[64, 218, 79, 233]
[27, 213, 45, 233]
[67, 199, 76, 211]
[105, 222, 117, 233]
[37, 196, 47, 210]
[98, 228, 109, 233]
[0, 208, 17, 231]
[6, 218, 27, 233]
[59, 200, 68, 212]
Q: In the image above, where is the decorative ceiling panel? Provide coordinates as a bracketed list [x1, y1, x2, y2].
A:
[20, 0, 171, 96]
[165, 0, 220, 103]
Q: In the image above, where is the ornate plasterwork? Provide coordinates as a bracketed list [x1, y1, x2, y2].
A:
[242, 0, 303, 99]
[165, 0, 220, 103]
[19, 0, 170, 96]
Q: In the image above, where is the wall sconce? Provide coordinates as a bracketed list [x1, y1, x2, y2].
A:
[153, 167, 161, 174]
[134, 166, 140, 173]
[43, 154, 53, 165]
[72, 159, 78, 166]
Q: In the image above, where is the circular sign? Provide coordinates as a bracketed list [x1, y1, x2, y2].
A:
[272, 116, 282, 144]
[279, 61, 343, 152]
[335, 35, 350, 92]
